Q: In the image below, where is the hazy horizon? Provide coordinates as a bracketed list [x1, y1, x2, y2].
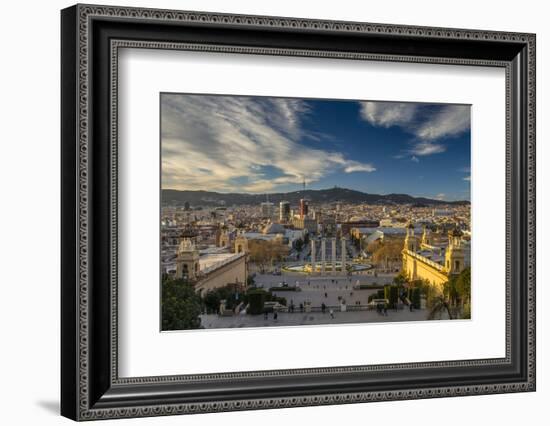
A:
[161, 186, 471, 202]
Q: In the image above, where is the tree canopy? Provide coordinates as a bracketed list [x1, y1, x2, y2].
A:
[162, 278, 202, 330]
[368, 238, 404, 269]
[248, 239, 289, 272]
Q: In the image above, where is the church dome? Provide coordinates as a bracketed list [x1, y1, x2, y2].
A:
[263, 223, 285, 234]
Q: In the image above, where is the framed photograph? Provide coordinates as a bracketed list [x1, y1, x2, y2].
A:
[61, 4, 536, 421]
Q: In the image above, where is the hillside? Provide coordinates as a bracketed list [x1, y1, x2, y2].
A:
[162, 187, 469, 207]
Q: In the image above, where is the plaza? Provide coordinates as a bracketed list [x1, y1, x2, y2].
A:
[199, 271, 430, 329]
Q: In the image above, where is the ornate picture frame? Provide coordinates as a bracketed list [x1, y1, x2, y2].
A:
[61, 4, 535, 421]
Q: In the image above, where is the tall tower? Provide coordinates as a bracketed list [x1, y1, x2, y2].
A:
[310, 239, 317, 274]
[321, 238, 326, 274]
[341, 237, 347, 274]
[219, 230, 231, 248]
[404, 221, 417, 252]
[260, 202, 274, 219]
[234, 233, 249, 254]
[421, 225, 432, 247]
[299, 199, 308, 219]
[279, 201, 290, 223]
[445, 228, 465, 274]
[175, 228, 200, 281]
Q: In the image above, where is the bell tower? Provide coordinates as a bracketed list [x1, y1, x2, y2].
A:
[445, 228, 465, 274]
[234, 233, 249, 254]
[219, 230, 231, 248]
[421, 225, 432, 247]
[404, 221, 417, 252]
[175, 227, 200, 281]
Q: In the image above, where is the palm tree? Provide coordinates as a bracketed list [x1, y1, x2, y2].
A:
[427, 294, 454, 320]
[426, 269, 471, 320]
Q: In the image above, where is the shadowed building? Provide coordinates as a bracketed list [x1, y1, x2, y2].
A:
[261, 201, 274, 219]
[292, 216, 318, 233]
[279, 200, 290, 223]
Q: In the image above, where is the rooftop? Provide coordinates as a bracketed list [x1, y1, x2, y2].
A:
[200, 252, 245, 274]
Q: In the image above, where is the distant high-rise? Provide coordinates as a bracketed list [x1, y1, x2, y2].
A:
[299, 198, 309, 219]
[279, 201, 290, 222]
[261, 202, 274, 219]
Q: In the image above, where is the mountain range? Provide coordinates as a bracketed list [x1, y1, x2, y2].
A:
[162, 187, 469, 207]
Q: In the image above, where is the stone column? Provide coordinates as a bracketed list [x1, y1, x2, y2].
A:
[331, 238, 337, 275]
[311, 239, 316, 275]
[341, 237, 347, 275]
[321, 238, 326, 274]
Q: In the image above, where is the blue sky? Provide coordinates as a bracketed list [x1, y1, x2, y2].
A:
[161, 94, 471, 201]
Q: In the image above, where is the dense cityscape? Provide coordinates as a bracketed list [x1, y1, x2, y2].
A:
[161, 188, 471, 330]
[160, 94, 471, 331]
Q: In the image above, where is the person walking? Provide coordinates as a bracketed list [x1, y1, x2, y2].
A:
[273, 311, 278, 321]
[329, 308, 334, 319]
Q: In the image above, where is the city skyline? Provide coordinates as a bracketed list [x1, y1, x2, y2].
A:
[161, 94, 471, 201]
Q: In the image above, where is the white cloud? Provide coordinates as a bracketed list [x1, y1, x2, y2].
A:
[161, 95, 375, 192]
[344, 161, 376, 173]
[410, 156, 420, 163]
[410, 142, 446, 156]
[359, 102, 417, 128]
[435, 193, 446, 200]
[415, 105, 471, 141]
[359, 101, 470, 157]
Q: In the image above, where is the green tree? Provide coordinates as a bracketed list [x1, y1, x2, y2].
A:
[202, 284, 242, 313]
[202, 289, 222, 314]
[410, 287, 422, 309]
[393, 271, 408, 286]
[425, 268, 471, 320]
[162, 278, 202, 330]
[248, 289, 267, 315]
[440, 268, 472, 318]
[384, 285, 400, 308]
[456, 267, 471, 306]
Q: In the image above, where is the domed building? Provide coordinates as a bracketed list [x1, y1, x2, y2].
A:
[262, 222, 285, 235]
